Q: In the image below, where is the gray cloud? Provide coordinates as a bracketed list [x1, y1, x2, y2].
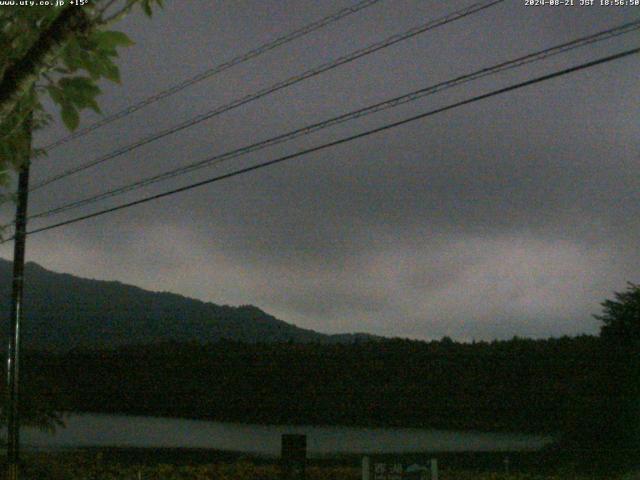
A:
[1, 0, 638, 340]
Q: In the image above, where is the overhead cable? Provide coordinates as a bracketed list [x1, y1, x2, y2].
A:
[27, 19, 640, 222]
[17, 46, 639, 239]
[31, 0, 505, 191]
[39, 0, 386, 151]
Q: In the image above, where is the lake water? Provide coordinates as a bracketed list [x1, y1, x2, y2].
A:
[20, 413, 554, 457]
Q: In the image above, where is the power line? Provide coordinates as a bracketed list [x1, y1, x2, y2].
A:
[31, 0, 505, 192]
[38, 0, 386, 152]
[25, 19, 640, 222]
[18, 47, 639, 239]
[33, 0, 503, 188]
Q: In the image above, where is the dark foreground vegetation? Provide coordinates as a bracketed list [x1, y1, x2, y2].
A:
[14, 333, 638, 471]
[21, 335, 607, 432]
[0, 450, 624, 480]
[5, 283, 640, 474]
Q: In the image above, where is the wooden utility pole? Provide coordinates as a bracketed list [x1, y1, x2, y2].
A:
[6, 114, 32, 480]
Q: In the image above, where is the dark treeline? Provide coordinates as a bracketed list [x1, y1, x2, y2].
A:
[9, 282, 640, 473]
[20, 335, 613, 434]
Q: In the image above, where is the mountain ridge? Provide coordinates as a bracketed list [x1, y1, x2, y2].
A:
[0, 258, 378, 351]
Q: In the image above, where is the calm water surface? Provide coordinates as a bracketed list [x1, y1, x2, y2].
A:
[21, 413, 554, 457]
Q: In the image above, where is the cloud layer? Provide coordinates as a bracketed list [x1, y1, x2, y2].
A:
[2, 0, 638, 340]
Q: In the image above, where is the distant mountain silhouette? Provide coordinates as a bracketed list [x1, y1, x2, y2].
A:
[0, 259, 377, 351]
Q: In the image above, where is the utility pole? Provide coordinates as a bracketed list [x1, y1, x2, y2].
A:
[6, 113, 32, 480]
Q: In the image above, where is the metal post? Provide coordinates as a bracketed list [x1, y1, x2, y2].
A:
[362, 456, 370, 480]
[6, 115, 32, 480]
[430, 458, 438, 480]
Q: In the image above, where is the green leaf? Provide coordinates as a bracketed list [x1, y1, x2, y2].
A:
[46, 85, 65, 105]
[1, 131, 29, 168]
[86, 97, 101, 114]
[96, 57, 121, 84]
[60, 103, 79, 131]
[93, 30, 135, 49]
[0, 171, 10, 188]
[61, 38, 83, 72]
[58, 76, 101, 110]
[141, 0, 153, 17]
[0, 143, 15, 171]
[75, 53, 103, 79]
[59, 76, 99, 94]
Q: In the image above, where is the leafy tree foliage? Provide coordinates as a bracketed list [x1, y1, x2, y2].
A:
[0, 0, 163, 187]
[0, 0, 162, 432]
[595, 282, 640, 346]
[559, 283, 640, 472]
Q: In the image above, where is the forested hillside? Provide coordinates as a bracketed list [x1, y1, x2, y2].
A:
[21, 335, 608, 434]
[0, 259, 374, 349]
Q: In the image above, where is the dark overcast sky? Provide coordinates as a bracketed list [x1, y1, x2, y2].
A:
[2, 0, 638, 341]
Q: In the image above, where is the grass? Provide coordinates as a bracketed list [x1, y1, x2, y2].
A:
[1, 451, 632, 479]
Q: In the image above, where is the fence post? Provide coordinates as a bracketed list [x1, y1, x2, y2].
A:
[362, 456, 370, 480]
[281, 434, 306, 480]
[430, 458, 438, 480]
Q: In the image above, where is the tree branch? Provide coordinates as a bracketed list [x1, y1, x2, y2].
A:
[96, 0, 122, 18]
[98, 0, 138, 26]
[0, 6, 93, 124]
